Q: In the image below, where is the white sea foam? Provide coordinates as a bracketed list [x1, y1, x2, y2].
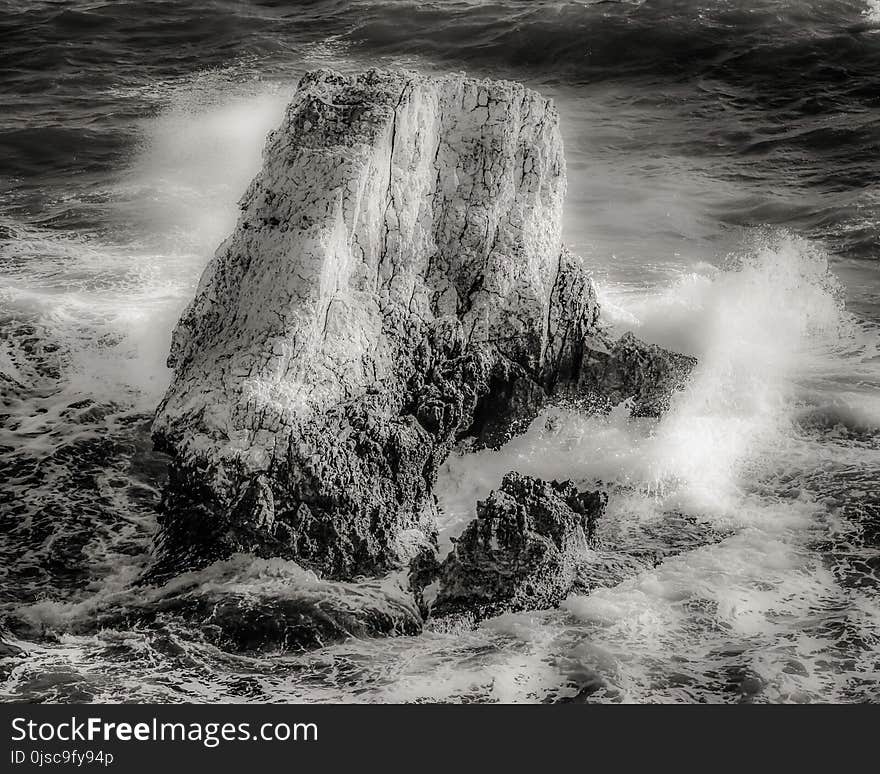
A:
[438, 231, 849, 530]
[425, 230, 878, 703]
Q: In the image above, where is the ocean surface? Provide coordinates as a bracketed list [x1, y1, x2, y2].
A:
[1, 0, 879, 703]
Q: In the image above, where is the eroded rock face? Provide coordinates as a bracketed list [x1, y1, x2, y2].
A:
[430, 472, 606, 618]
[152, 68, 693, 582]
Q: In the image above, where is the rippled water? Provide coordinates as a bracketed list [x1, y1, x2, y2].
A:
[1, 0, 879, 702]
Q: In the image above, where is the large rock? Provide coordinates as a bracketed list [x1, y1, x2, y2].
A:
[428, 472, 606, 619]
[152, 69, 693, 582]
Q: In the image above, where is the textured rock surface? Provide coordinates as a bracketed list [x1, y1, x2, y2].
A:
[152, 68, 693, 582]
[429, 472, 606, 618]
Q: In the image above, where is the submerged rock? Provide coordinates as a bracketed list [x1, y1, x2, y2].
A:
[0, 632, 24, 658]
[572, 508, 733, 593]
[430, 472, 607, 619]
[154, 575, 422, 653]
[13, 557, 421, 654]
[152, 68, 693, 584]
[163, 576, 422, 653]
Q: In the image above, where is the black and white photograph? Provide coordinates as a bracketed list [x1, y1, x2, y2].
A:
[1, 0, 879, 710]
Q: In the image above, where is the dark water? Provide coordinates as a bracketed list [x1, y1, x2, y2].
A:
[1, 0, 879, 702]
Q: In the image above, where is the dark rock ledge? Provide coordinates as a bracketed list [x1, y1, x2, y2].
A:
[145, 69, 696, 651]
[0, 632, 24, 659]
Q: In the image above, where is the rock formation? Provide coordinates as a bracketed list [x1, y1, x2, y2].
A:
[10, 558, 420, 654]
[151, 68, 694, 588]
[427, 472, 606, 619]
[0, 632, 23, 658]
